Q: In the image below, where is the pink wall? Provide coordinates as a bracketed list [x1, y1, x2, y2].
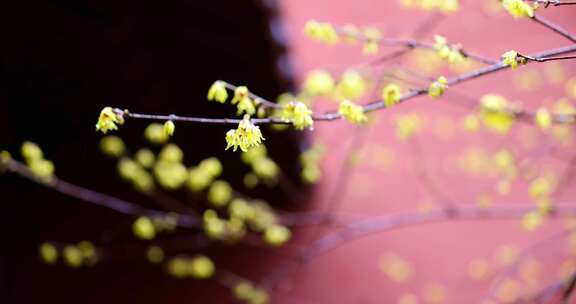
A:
[276, 1, 576, 303]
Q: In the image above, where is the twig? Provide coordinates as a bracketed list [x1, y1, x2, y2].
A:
[531, 15, 576, 43]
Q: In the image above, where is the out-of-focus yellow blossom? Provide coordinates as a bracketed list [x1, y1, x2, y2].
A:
[188, 255, 215, 279]
[502, 50, 526, 69]
[398, 294, 418, 304]
[133, 216, 156, 240]
[99, 136, 125, 158]
[468, 258, 490, 280]
[339, 100, 367, 124]
[463, 114, 480, 132]
[21, 141, 43, 161]
[382, 83, 402, 107]
[263, 225, 291, 246]
[379, 253, 413, 283]
[241, 145, 267, 164]
[207, 180, 232, 207]
[303, 70, 335, 96]
[229, 198, 254, 220]
[502, 0, 535, 18]
[428, 76, 448, 98]
[29, 159, 55, 180]
[135, 148, 155, 168]
[207, 80, 228, 103]
[244, 173, 259, 188]
[63, 245, 83, 268]
[159, 144, 183, 163]
[304, 20, 339, 44]
[234, 281, 255, 302]
[252, 158, 279, 180]
[280, 101, 314, 130]
[144, 123, 169, 144]
[401, 0, 459, 13]
[146, 246, 164, 264]
[433, 35, 464, 64]
[167, 257, 188, 278]
[522, 211, 543, 231]
[529, 176, 555, 201]
[163, 120, 175, 137]
[337, 70, 367, 100]
[199, 157, 223, 177]
[203, 210, 226, 239]
[535, 107, 552, 130]
[39, 242, 58, 264]
[479, 94, 515, 134]
[225, 115, 265, 152]
[153, 160, 188, 189]
[96, 107, 124, 134]
[395, 114, 422, 140]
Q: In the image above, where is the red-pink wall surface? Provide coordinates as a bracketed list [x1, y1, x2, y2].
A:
[276, 1, 576, 303]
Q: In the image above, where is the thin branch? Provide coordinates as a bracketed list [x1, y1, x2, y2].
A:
[531, 15, 576, 43]
[117, 44, 576, 128]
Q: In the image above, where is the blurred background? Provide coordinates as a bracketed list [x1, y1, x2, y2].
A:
[1, 0, 576, 303]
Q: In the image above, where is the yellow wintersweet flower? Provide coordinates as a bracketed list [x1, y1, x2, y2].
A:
[502, 50, 526, 69]
[433, 35, 464, 64]
[207, 80, 228, 103]
[339, 100, 367, 124]
[21, 141, 43, 161]
[231, 86, 256, 115]
[479, 94, 515, 134]
[382, 83, 402, 107]
[521, 211, 543, 231]
[502, 0, 535, 19]
[96, 107, 124, 134]
[428, 76, 448, 98]
[225, 115, 265, 152]
[280, 101, 314, 130]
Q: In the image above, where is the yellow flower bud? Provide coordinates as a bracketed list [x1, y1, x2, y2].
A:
[382, 83, 402, 107]
[502, 0, 535, 19]
[163, 120, 175, 137]
[21, 141, 43, 161]
[338, 100, 367, 124]
[207, 80, 228, 103]
[428, 76, 448, 98]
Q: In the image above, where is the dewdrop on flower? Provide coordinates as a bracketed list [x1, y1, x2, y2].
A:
[280, 101, 314, 130]
[382, 83, 402, 107]
[96, 107, 124, 134]
[428, 76, 448, 98]
[225, 115, 265, 152]
[502, 0, 535, 19]
[502, 50, 526, 69]
[338, 100, 367, 124]
[207, 80, 228, 103]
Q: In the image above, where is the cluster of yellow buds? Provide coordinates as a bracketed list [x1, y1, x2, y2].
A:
[502, 50, 527, 69]
[304, 20, 339, 44]
[339, 100, 367, 124]
[96, 107, 124, 134]
[433, 35, 465, 64]
[382, 83, 402, 107]
[39, 241, 98, 268]
[21, 141, 54, 181]
[225, 115, 265, 152]
[167, 255, 215, 279]
[502, 0, 536, 19]
[233, 281, 270, 304]
[400, 0, 460, 13]
[279, 101, 314, 130]
[427, 76, 449, 98]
